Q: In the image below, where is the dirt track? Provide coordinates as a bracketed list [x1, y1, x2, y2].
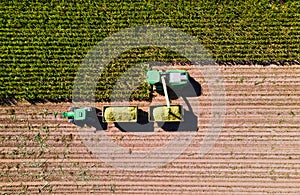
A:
[1, 65, 300, 194]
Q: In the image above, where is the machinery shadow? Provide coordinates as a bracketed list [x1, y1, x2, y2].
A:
[182, 77, 202, 97]
[114, 109, 154, 132]
[157, 109, 198, 132]
[156, 76, 202, 100]
[75, 107, 108, 130]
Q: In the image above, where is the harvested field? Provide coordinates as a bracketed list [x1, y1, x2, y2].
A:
[1, 65, 300, 194]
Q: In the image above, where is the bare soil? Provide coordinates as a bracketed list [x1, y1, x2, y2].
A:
[1, 65, 300, 194]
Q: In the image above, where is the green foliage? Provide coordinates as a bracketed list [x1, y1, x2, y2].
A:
[0, 0, 299, 102]
[35, 133, 47, 148]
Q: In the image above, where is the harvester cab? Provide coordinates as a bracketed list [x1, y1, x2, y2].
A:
[146, 70, 189, 90]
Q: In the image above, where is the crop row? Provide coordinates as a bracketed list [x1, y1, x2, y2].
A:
[0, 54, 153, 102]
[0, 0, 299, 103]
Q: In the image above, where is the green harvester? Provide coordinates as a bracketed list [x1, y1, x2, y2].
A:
[146, 69, 188, 122]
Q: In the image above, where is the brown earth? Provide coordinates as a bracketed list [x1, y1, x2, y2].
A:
[1, 65, 300, 194]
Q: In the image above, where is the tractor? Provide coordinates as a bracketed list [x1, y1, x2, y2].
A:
[62, 107, 97, 124]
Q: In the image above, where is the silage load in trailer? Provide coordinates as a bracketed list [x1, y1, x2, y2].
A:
[150, 105, 183, 122]
[103, 106, 137, 122]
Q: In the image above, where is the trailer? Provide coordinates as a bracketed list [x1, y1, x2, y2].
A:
[102, 106, 137, 122]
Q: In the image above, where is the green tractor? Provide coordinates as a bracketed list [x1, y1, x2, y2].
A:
[62, 107, 96, 124]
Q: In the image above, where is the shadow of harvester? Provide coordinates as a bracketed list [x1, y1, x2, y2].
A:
[157, 109, 198, 132]
[156, 76, 202, 99]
